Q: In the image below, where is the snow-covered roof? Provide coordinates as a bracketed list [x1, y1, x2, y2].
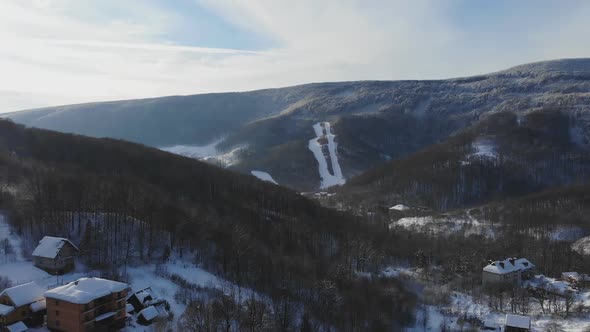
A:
[483, 258, 535, 275]
[6, 321, 28, 332]
[31, 236, 79, 259]
[526, 275, 575, 295]
[132, 287, 154, 304]
[44, 277, 127, 304]
[126, 303, 135, 313]
[30, 299, 46, 312]
[0, 282, 44, 307]
[138, 305, 159, 321]
[0, 303, 14, 315]
[389, 204, 410, 211]
[505, 314, 530, 329]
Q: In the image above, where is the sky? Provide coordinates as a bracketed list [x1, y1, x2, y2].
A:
[1, 0, 590, 112]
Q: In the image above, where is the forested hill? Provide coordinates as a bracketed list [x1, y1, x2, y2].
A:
[0, 119, 417, 330]
[6, 58, 590, 190]
[332, 109, 590, 212]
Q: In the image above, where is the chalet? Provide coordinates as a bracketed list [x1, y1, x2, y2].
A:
[127, 287, 160, 313]
[504, 314, 531, 331]
[32, 236, 79, 275]
[137, 305, 166, 325]
[44, 277, 128, 332]
[482, 257, 535, 287]
[0, 282, 45, 327]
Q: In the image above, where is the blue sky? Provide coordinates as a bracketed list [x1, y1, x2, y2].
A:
[1, 0, 589, 112]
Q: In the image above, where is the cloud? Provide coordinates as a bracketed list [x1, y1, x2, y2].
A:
[1, 0, 590, 112]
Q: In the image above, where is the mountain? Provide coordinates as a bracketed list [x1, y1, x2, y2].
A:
[5, 58, 590, 191]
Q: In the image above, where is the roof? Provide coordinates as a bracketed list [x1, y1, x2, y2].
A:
[138, 306, 159, 321]
[32, 236, 79, 259]
[44, 277, 128, 304]
[505, 314, 531, 329]
[132, 287, 154, 304]
[0, 303, 14, 315]
[6, 321, 28, 332]
[126, 303, 135, 312]
[30, 299, 46, 312]
[483, 258, 535, 275]
[0, 282, 45, 307]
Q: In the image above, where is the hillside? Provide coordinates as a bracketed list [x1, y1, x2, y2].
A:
[6, 58, 590, 191]
[331, 109, 590, 212]
[0, 119, 417, 330]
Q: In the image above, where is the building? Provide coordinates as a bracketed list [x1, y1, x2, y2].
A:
[0, 282, 45, 327]
[137, 305, 166, 325]
[32, 236, 80, 275]
[127, 287, 158, 313]
[44, 277, 128, 332]
[504, 314, 531, 331]
[482, 257, 535, 287]
[2, 321, 28, 332]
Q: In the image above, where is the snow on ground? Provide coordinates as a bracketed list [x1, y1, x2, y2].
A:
[159, 138, 222, 159]
[549, 226, 585, 242]
[572, 236, 590, 255]
[389, 204, 410, 211]
[160, 137, 246, 168]
[463, 138, 498, 164]
[251, 170, 278, 184]
[202, 145, 246, 167]
[308, 122, 345, 189]
[0, 213, 24, 262]
[389, 214, 496, 238]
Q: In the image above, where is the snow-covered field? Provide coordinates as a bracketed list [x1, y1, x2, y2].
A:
[160, 138, 246, 168]
[389, 214, 496, 238]
[251, 170, 278, 184]
[308, 122, 346, 189]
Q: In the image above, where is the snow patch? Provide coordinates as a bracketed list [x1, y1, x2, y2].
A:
[250, 171, 278, 184]
[308, 122, 345, 189]
[471, 138, 497, 159]
[390, 215, 496, 238]
[159, 138, 222, 159]
[389, 204, 410, 211]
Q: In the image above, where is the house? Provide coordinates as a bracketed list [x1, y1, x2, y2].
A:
[137, 305, 167, 325]
[44, 277, 128, 332]
[483, 318, 499, 331]
[482, 257, 535, 287]
[32, 236, 80, 275]
[504, 314, 531, 331]
[127, 287, 160, 313]
[0, 282, 45, 327]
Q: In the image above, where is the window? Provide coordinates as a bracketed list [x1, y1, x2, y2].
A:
[56, 310, 60, 316]
[55, 300, 59, 306]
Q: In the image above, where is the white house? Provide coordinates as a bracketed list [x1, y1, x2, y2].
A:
[482, 257, 535, 287]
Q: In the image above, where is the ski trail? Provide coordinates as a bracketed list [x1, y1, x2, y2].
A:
[308, 122, 345, 189]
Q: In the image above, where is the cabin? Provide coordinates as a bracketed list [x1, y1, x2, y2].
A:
[482, 257, 535, 287]
[137, 305, 166, 325]
[127, 287, 161, 313]
[32, 236, 79, 275]
[504, 314, 531, 331]
[44, 277, 128, 332]
[0, 282, 45, 327]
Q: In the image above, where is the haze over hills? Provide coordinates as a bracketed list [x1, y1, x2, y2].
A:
[5, 58, 590, 191]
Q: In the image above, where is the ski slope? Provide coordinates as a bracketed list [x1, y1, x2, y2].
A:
[251, 170, 278, 184]
[308, 122, 345, 189]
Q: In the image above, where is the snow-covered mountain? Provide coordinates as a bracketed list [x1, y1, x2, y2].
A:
[5, 58, 590, 190]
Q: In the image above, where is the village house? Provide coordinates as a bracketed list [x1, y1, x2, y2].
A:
[0, 282, 45, 328]
[44, 277, 128, 332]
[2, 321, 28, 332]
[137, 305, 167, 326]
[127, 287, 158, 313]
[504, 314, 531, 331]
[32, 236, 80, 275]
[482, 257, 535, 287]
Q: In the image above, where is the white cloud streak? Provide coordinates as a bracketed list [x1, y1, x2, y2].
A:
[1, 0, 590, 112]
